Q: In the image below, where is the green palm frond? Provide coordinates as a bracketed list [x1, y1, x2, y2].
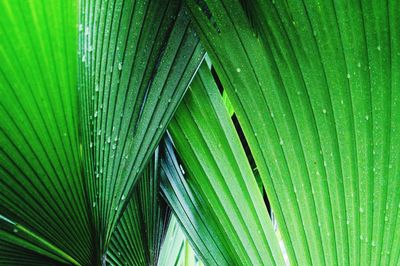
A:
[185, 0, 400, 265]
[79, 0, 204, 255]
[158, 215, 201, 266]
[1, 216, 71, 266]
[1, 0, 203, 264]
[164, 63, 285, 265]
[107, 150, 170, 266]
[0, 1, 93, 264]
[1, 0, 399, 265]
[160, 136, 232, 265]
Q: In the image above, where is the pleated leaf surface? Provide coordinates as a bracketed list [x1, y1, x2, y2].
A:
[186, 0, 400, 265]
[78, 0, 205, 254]
[164, 63, 285, 265]
[0, 1, 94, 264]
[107, 150, 170, 266]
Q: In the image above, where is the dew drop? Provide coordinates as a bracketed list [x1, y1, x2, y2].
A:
[365, 115, 369, 120]
[359, 207, 364, 213]
[93, 202, 96, 208]
[347, 73, 351, 79]
[13, 228, 18, 233]
[94, 111, 98, 117]
[236, 68, 241, 73]
[107, 137, 111, 143]
[279, 139, 284, 146]
[322, 109, 327, 114]
[118, 62, 122, 70]
[357, 62, 361, 68]
[121, 195, 126, 201]
[377, 45, 381, 51]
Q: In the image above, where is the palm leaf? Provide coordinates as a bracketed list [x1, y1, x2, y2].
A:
[185, 0, 400, 265]
[1, 0, 398, 265]
[78, 0, 204, 256]
[0, 216, 71, 266]
[107, 149, 170, 266]
[163, 63, 285, 265]
[0, 238, 67, 266]
[0, 1, 94, 264]
[160, 136, 232, 265]
[1, 0, 204, 264]
[157, 215, 201, 266]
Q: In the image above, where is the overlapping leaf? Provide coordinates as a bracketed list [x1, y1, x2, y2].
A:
[163, 63, 285, 265]
[1, 0, 204, 264]
[186, 0, 400, 265]
[78, 0, 205, 257]
[107, 150, 170, 266]
[160, 137, 232, 265]
[157, 216, 185, 266]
